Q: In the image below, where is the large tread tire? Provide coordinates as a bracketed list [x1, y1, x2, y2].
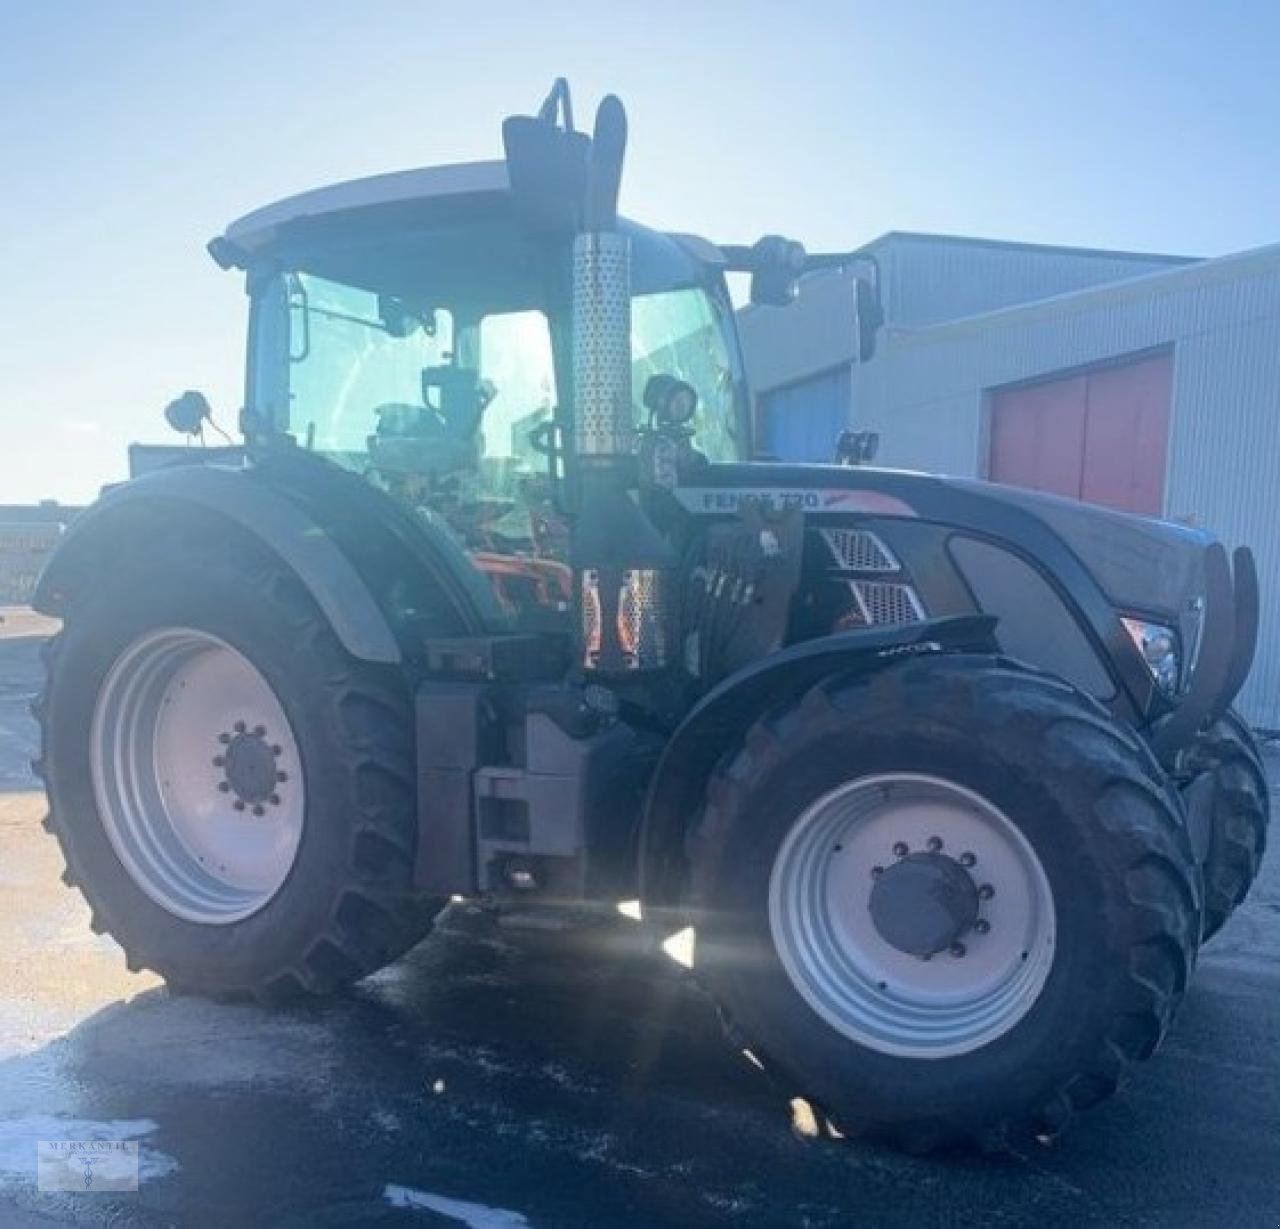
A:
[34, 525, 441, 1003]
[1186, 711, 1271, 941]
[687, 653, 1200, 1152]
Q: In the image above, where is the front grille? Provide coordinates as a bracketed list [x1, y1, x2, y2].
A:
[852, 580, 924, 626]
[820, 527, 899, 572]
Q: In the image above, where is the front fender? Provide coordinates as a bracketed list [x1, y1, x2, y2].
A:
[636, 615, 998, 910]
[34, 465, 403, 663]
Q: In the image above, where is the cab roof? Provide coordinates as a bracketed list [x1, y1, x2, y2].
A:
[212, 159, 721, 311]
[219, 161, 512, 266]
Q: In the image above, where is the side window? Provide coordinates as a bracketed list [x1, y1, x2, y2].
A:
[477, 310, 556, 496]
[284, 273, 453, 463]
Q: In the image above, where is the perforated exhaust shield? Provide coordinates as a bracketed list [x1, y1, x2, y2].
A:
[572, 231, 633, 457]
[581, 567, 671, 672]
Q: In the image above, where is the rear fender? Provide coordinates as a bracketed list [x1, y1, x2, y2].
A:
[34, 465, 405, 663]
[636, 615, 998, 910]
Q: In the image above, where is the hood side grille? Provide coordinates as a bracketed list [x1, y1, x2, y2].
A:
[820, 527, 899, 572]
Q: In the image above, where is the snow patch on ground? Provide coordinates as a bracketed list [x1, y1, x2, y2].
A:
[0, 1116, 177, 1188]
[384, 1182, 531, 1227]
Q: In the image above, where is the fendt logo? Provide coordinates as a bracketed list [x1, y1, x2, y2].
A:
[695, 489, 823, 511]
[676, 488, 916, 517]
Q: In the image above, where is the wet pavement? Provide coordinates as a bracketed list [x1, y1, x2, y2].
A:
[1, 609, 1277, 1227]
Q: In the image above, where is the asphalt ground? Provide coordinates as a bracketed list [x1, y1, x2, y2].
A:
[0, 608, 1276, 1227]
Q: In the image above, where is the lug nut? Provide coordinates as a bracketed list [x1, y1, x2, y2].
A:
[269, 794, 280, 806]
[252, 804, 265, 817]
[254, 724, 266, 737]
[974, 919, 991, 935]
[892, 841, 909, 857]
[217, 781, 230, 793]
[271, 744, 282, 756]
[926, 836, 943, 852]
[234, 721, 246, 734]
[276, 771, 288, 783]
[213, 755, 225, 767]
[978, 883, 995, 900]
[959, 852, 976, 868]
[233, 799, 246, 812]
[218, 732, 231, 745]
[871, 865, 884, 878]
[950, 942, 967, 958]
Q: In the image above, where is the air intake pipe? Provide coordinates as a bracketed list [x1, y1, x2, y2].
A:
[570, 97, 675, 674]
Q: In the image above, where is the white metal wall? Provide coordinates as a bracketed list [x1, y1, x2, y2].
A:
[853, 249, 1280, 728]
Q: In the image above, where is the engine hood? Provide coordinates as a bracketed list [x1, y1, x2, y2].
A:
[944, 478, 1211, 619]
[677, 462, 1212, 620]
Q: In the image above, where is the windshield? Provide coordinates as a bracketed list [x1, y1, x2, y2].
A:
[631, 287, 738, 461]
[249, 271, 743, 473]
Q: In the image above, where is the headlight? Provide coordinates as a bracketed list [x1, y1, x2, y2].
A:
[1121, 617, 1180, 694]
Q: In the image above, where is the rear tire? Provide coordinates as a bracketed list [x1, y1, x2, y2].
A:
[35, 528, 441, 1002]
[688, 655, 1200, 1151]
[1185, 711, 1270, 941]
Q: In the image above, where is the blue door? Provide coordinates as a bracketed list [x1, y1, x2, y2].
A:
[757, 366, 852, 462]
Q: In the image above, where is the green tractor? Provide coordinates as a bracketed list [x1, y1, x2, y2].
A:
[33, 84, 1267, 1151]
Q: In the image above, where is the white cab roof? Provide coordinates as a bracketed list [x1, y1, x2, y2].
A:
[224, 160, 510, 256]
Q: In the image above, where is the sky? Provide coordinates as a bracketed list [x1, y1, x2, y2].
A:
[2, 0, 1279, 504]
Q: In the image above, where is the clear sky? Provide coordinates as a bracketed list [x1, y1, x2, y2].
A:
[3, 1, 1279, 504]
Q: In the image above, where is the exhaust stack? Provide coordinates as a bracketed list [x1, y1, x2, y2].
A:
[569, 96, 674, 675]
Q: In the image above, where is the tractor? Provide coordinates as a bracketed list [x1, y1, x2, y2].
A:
[32, 83, 1268, 1151]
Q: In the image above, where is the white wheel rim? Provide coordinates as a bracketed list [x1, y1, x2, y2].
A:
[768, 773, 1056, 1058]
[91, 627, 305, 924]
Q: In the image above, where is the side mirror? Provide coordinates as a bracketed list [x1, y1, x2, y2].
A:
[854, 276, 884, 362]
[746, 236, 809, 307]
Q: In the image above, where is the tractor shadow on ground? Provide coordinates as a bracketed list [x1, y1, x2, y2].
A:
[0, 903, 1043, 1227]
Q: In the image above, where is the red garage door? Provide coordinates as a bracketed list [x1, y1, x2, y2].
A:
[988, 352, 1172, 515]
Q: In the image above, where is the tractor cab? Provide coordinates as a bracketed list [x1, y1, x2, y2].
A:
[210, 160, 749, 625]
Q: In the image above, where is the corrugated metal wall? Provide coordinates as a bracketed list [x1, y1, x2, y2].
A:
[876, 234, 1191, 328]
[854, 250, 1280, 728]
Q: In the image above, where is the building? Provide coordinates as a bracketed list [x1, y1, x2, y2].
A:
[0, 504, 77, 605]
[737, 233, 1280, 729]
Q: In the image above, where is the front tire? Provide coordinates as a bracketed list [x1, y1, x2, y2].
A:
[688, 655, 1200, 1151]
[36, 530, 440, 1002]
[1184, 711, 1270, 941]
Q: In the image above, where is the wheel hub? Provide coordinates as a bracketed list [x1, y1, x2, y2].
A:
[868, 851, 979, 957]
[218, 726, 282, 806]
